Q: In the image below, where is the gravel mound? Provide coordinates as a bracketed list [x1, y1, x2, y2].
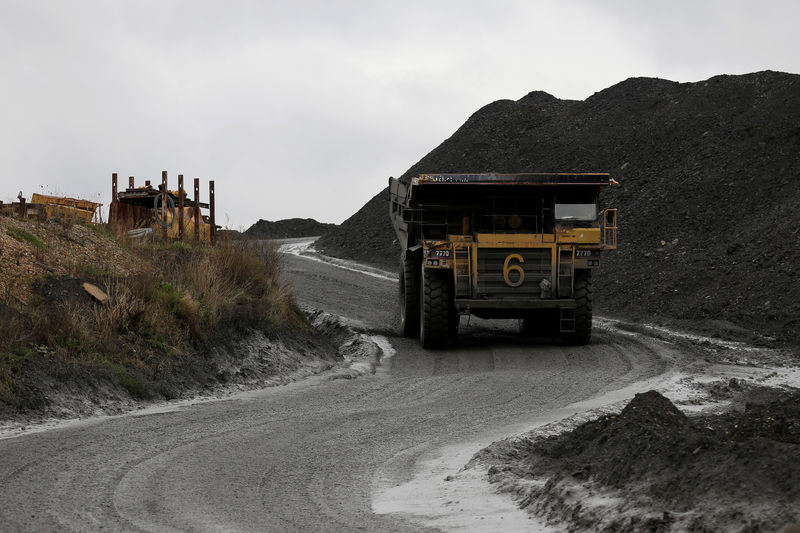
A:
[245, 218, 336, 239]
[315, 71, 800, 340]
[486, 390, 800, 532]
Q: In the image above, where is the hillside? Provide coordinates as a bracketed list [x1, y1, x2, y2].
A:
[0, 217, 342, 422]
[245, 218, 336, 239]
[315, 71, 800, 341]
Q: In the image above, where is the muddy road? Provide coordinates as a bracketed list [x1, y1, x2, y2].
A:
[0, 244, 675, 532]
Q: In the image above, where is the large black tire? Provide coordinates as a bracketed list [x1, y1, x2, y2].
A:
[420, 266, 451, 349]
[563, 270, 593, 345]
[398, 252, 420, 337]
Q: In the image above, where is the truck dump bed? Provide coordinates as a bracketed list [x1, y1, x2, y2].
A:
[390, 173, 615, 251]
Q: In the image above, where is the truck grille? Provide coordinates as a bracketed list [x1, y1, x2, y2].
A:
[475, 248, 552, 298]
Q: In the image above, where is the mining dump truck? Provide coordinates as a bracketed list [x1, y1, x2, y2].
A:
[389, 173, 618, 349]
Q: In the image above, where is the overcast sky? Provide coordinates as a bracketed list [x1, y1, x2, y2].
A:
[1, 0, 798, 229]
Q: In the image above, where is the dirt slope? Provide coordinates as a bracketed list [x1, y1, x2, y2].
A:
[0, 217, 343, 423]
[315, 71, 800, 341]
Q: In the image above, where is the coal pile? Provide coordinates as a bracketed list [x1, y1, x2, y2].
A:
[245, 218, 336, 240]
[505, 390, 800, 531]
[312, 189, 393, 267]
[315, 71, 800, 341]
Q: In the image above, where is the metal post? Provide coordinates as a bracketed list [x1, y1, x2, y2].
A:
[111, 173, 118, 226]
[178, 174, 184, 241]
[161, 170, 168, 239]
[193, 178, 200, 241]
[209, 180, 216, 246]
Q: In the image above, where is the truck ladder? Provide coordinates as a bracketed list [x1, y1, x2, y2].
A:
[557, 247, 575, 297]
[560, 308, 576, 333]
[453, 245, 472, 297]
[602, 208, 618, 249]
[557, 247, 576, 333]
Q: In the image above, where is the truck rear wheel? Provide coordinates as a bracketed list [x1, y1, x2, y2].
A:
[563, 270, 593, 345]
[420, 266, 451, 349]
[399, 252, 420, 337]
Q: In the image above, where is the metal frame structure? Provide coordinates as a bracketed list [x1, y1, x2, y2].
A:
[109, 172, 219, 244]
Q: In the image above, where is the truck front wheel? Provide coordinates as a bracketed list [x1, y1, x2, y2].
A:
[563, 270, 593, 345]
[420, 266, 451, 349]
[399, 252, 420, 337]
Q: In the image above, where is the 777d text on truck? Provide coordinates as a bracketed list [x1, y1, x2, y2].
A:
[389, 173, 618, 349]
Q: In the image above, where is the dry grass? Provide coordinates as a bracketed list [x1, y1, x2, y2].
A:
[0, 310, 29, 403]
[0, 223, 304, 405]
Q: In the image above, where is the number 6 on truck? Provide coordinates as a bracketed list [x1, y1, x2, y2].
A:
[503, 253, 525, 287]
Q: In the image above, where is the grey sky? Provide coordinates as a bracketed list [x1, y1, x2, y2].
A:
[1, 0, 798, 228]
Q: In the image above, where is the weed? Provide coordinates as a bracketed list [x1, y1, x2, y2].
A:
[145, 334, 174, 356]
[103, 361, 146, 398]
[164, 240, 204, 253]
[80, 264, 111, 279]
[6, 227, 46, 250]
[0, 348, 32, 405]
[88, 224, 112, 239]
[0, 351, 24, 366]
[0, 371, 15, 404]
[158, 281, 183, 312]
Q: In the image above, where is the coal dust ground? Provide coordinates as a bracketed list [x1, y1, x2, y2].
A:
[470, 322, 800, 532]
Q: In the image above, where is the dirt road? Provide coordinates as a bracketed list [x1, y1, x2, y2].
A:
[0, 244, 673, 532]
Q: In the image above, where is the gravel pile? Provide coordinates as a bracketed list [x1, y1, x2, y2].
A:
[486, 390, 800, 531]
[316, 71, 800, 341]
[0, 217, 140, 305]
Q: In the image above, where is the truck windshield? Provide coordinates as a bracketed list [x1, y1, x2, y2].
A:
[555, 203, 596, 221]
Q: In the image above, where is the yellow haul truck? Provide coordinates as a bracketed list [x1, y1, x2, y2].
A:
[389, 173, 617, 349]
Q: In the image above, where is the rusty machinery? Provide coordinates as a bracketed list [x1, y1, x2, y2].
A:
[109, 172, 219, 244]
